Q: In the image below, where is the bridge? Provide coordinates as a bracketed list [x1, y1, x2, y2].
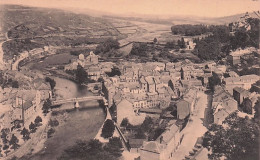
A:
[51, 95, 107, 107]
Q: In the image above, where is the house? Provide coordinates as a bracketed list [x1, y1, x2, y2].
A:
[128, 138, 146, 153]
[10, 89, 41, 125]
[213, 98, 238, 124]
[64, 51, 99, 70]
[145, 76, 156, 93]
[140, 141, 163, 160]
[180, 67, 192, 80]
[32, 78, 51, 100]
[140, 76, 148, 92]
[176, 89, 197, 119]
[233, 87, 251, 105]
[188, 79, 203, 90]
[87, 66, 101, 81]
[224, 75, 260, 94]
[176, 100, 191, 120]
[85, 51, 99, 64]
[116, 99, 145, 126]
[140, 124, 181, 160]
[227, 71, 239, 77]
[212, 86, 238, 124]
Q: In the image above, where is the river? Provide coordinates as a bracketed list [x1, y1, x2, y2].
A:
[28, 77, 105, 160]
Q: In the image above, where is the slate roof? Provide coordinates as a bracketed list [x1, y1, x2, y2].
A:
[129, 138, 146, 148]
[141, 141, 163, 153]
[156, 124, 179, 144]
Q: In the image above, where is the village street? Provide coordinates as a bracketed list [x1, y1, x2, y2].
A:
[171, 91, 211, 160]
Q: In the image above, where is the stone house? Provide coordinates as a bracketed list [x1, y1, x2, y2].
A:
[224, 75, 260, 94]
[233, 87, 251, 105]
[176, 89, 197, 119]
[140, 124, 181, 160]
[212, 86, 238, 124]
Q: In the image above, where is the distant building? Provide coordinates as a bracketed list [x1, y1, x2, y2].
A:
[85, 51, 99, 65]
[64, 51, 99, 70]
[227, 47, 257, 65]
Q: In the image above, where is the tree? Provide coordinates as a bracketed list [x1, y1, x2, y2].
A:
[241, 97, 253, 114]
[47, 128, 55, 138]
[34, 116, 42, 126]
[1, 128, 9, 144]
[120, 118, 129, 127]
[95, 38, 120, 54]
[153, 38, 157, 43]
[58, 139, 118, 160]
[130, 42, 149, 57]
[29, 122, 36, 133]
[208, 73, 222, 91]
[165, 41, 176, 49]
[203, 112, 260, 160]
[11, 81, 19, 88]
[141, 116, 153, 132]
[20, 128, 30, 141]
[254, 98, 260, 121]
[106, 66, 121, 77]
[135, 128, 146, 139]
[9, 134, 19, 150]
[45, 77, 56, 90]
[178, 37, 186, 49]
[196, 40, 221, 60]
[48, 119, 59, 127]
[42, 99, 51, 114]
[101, 119, 115, 139]
[104, 137, 123, 158]
[75, 64, 88, 85]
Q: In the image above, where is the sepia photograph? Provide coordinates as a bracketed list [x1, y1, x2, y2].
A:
[0, 0, 259, 159]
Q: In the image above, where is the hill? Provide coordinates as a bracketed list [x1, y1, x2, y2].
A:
[0, 4, 123, 61]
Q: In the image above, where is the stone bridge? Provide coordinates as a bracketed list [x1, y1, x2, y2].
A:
[51, 95, 107, 107]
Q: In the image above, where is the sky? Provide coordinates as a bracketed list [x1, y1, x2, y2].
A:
[0, 0, 259, 17]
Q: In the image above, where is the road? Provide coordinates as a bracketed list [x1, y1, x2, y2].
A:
[171, 91, 210, 160]
[0, 32, 10, 69]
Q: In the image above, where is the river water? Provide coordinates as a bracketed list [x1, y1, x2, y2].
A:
[29, 77, 105, 160]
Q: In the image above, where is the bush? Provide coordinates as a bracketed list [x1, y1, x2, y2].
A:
[34, 116, 42, 126]
[42, 99, 51, 114]
[29, 122, 36, 133]
[11, 81, 19, 88]
[47, 128, 55, 138]
[48, 119, 59, 127]
[95, 38, 119, 54]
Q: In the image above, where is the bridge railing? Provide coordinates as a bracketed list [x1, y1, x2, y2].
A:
[51, 96, 104, 105]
